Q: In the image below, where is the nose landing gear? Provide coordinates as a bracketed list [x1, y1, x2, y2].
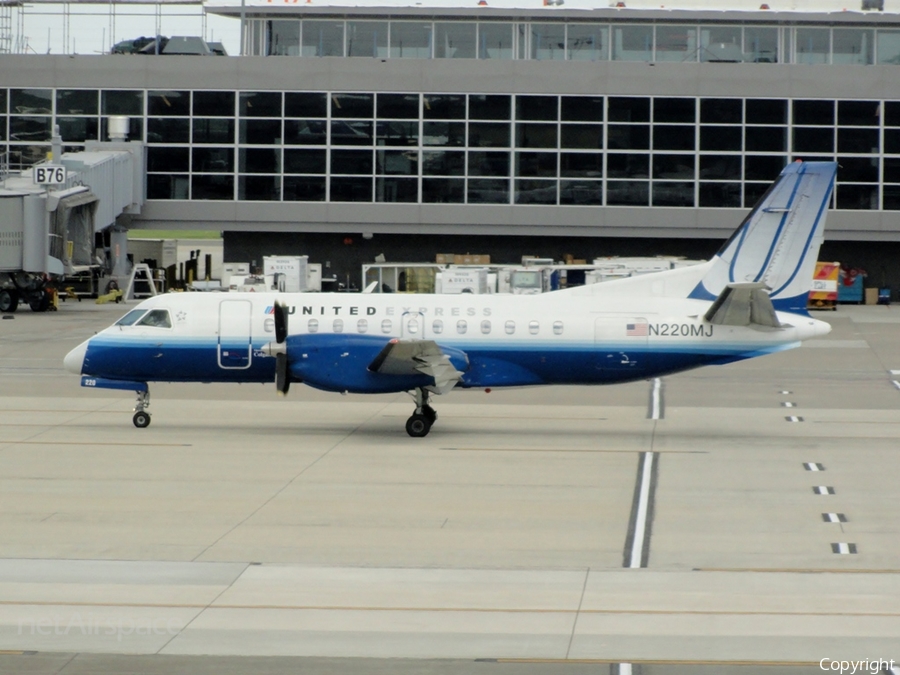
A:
[133, 390, 151, 428]
[406, 387, 438, 437]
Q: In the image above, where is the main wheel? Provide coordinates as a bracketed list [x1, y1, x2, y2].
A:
[28, 290, 50, 312]
[405, 413, 432, 438]
[133, 411, 151, 428]
[0, 290, 18, 313]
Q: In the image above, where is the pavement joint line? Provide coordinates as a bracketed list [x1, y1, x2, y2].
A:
[0, 411, 133, 416]
[0, 425, 86, 453]
[439, 448, 704, 454]
[153, 561, 251, 656]
[384, 415, 610, 421]
[3, 601, 900, 617]
[188, 397, 396, 563]
[0, 440, 193, 447]
[813, 420, 900, 425]
[694, 567, 900, 573]
[490, 659, 823, 666]
[564, 568, 590, 660]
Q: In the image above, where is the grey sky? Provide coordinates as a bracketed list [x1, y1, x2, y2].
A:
[17, 3, 240, 55]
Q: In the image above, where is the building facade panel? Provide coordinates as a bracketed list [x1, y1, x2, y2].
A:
[2, 47, 900, 240]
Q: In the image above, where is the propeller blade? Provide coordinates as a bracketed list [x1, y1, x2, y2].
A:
[275, 352, 290, 396]
[274, 301, 288, 344]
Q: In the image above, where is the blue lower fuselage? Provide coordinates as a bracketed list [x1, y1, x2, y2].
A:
[80, 333, 772, 393]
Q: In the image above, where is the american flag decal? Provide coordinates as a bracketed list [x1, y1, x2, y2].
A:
[626, 322, 648, 337]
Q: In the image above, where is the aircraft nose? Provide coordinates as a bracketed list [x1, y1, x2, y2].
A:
[64, 340, 88, 375]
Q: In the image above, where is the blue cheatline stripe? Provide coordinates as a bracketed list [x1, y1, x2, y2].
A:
[771, 166, 835, 298]
[88, 333, 798, 356]
[89, 335, 220, 347]
[752, 163, 806, 284]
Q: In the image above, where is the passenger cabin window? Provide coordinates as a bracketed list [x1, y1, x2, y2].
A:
[407, 319, 419, 334]
[333, 318, 344, 333]
[115, 309, 147, 326]
[457, 320, 467, 334]
[553, 321, 564, 335]
[136, 309, 171, 328]
[357, 319, 368, 333]
[505, 320, 515, 335]
[381, 318, 392, 333]
[308, 318, 319, 333]
[481, 320, 491, 334]
[529, 320, 540, 335]
[433, 319, 444, 334]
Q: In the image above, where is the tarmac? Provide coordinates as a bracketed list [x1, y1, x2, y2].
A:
[1, 297, 899, 675]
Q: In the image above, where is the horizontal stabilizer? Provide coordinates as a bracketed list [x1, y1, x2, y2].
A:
[368, 339, 465, 394]
[704, 282, 781, 328]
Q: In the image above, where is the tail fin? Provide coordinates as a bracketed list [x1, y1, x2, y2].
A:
[689, 161, 837, 314]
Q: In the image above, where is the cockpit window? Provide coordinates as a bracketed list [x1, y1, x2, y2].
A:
[115, 309, 147, 326]
[136, 309, 172, 328]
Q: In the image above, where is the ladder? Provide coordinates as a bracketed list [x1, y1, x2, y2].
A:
[124, 264, 158, 301]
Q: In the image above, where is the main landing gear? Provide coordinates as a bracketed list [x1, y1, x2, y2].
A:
[133, 390, 151, 428]
[406, 387, 438, 438]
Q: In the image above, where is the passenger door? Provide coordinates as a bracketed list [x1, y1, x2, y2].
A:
[218, 299, 253, 369]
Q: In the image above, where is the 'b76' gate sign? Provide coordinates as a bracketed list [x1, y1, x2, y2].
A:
[33, 165, 67, 185]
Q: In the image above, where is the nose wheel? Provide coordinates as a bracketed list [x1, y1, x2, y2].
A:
[406, 388, 437, 437]
[132, 389, 151, 428]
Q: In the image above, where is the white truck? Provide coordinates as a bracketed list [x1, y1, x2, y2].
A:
[263, 256, 308, 293]
[434, 268, 491, 294]
[228, 257, 322, 293]
[498, 267, 558, 295]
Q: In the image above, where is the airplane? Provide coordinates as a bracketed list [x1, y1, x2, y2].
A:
[64, 161, 836, 437]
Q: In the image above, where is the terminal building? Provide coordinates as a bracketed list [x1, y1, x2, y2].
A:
[2, 0, 900, 288]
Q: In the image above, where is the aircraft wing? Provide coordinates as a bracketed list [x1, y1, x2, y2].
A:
[368, 339, 466, 394]
[704, 282, 781, 328]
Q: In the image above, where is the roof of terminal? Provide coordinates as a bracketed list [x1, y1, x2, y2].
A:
[204, 0, 898, 20]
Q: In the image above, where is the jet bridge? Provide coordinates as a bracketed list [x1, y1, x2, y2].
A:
[0, 137, 143, 312]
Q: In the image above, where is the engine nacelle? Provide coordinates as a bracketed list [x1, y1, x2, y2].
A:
[285, 333, 457, 394]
